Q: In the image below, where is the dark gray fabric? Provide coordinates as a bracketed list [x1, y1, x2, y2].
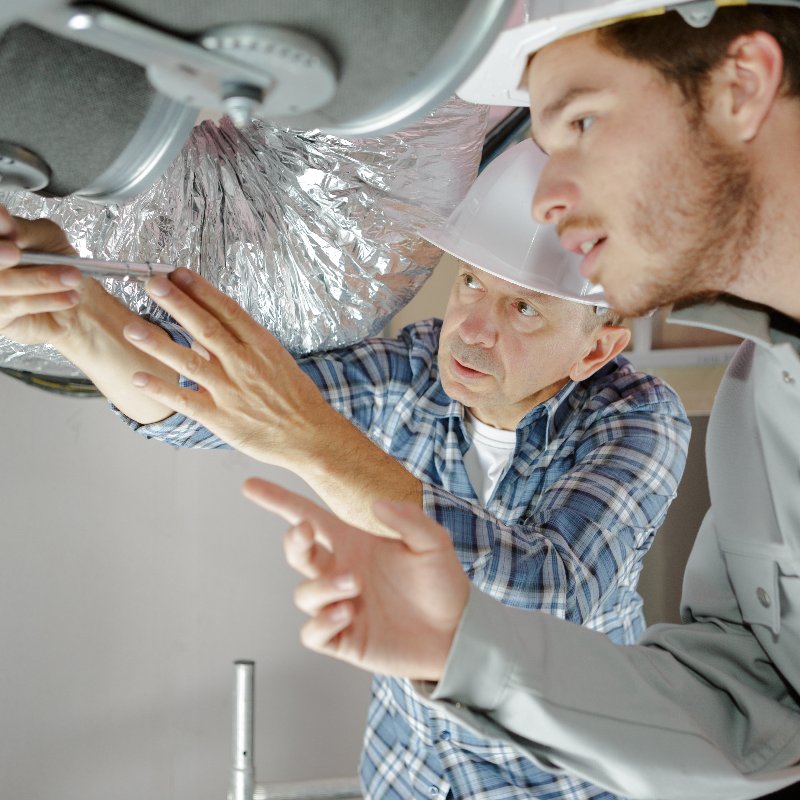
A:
[0, 24, 154, 195]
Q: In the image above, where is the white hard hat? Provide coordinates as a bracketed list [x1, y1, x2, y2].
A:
[421, 139, 608, 307]
[457, 0, 798, 107]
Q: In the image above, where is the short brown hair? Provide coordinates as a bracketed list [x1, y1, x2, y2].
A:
[582, 305, 624, 333]
[597, 7, 800, 112]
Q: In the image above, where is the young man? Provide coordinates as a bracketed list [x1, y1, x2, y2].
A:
[0, 141, 688, 799]
[256, 3, 800, 798]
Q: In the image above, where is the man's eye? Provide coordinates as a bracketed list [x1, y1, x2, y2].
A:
[516, 301, 539, 318]
[573, 116, 595, 134]
[462, 273, 479, 289]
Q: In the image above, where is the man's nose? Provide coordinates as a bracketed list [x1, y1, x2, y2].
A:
[459, 304, 497, 347]
[531, 160, 579, 225]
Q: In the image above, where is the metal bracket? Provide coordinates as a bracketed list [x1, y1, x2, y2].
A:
[224, 660, 361, 800]
[27, 5, 338, 127]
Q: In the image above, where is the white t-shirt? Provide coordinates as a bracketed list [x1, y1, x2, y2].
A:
[462, 410, 518, 506]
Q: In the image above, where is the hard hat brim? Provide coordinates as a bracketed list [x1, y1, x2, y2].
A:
[422, 224, 609, 308]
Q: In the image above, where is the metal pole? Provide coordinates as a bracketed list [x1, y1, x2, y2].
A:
[230, 660, 255, 800]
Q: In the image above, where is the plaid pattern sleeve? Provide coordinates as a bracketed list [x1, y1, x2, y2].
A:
[110, 317, 233, 449]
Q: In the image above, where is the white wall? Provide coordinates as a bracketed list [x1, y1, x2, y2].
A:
[0, 374, 371, 800]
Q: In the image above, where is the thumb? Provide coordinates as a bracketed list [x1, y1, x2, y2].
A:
[371, 499, 452, 554]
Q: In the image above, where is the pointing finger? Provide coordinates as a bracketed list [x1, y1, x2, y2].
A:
[243, 478, 332, 528]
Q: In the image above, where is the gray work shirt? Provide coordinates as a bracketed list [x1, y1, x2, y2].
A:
[417, 302, 800, 800]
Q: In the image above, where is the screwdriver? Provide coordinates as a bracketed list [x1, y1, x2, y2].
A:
[17, 250, 176, 280]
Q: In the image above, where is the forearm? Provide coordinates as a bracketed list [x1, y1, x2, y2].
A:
[57, 278, 178, 423]
[287, 405, 423, 539]
[103, 272, 424, 513]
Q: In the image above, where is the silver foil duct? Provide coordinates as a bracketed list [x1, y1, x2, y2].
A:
[0, 97, 487, 377]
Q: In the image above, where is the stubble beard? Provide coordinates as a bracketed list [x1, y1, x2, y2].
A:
[612, 115, 762, 317]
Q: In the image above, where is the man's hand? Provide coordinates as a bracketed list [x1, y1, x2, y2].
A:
[0, 206, 85, 346]
[242, 478, 470, 681]
[122, 267, 331, 465]
[0, 204, 185, 424]
[126, 267, 424, 535]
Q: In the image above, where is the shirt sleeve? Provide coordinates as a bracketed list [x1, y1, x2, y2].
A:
[417, 510, 800, 800]
[422, 398, 691, 632]
[114, 318, 426, 449]
[294, 333, 422, 433]
[112, 317, 234, 449]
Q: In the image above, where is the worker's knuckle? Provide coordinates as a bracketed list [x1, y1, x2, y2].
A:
[4, 296, 27, 318]
[183, 348, 205, 375]
[33, 269, 59, 291]
[172, 391, 196, 416]
[219, 295, 243, 323]
[200, 316, 221, 340]
[0, 297, 13, 320]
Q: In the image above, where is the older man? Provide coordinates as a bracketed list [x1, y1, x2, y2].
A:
[0, 139, 687, 799]
[258, 2, 800, 799]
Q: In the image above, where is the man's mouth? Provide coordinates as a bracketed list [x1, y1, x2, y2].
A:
[451, 355, 490, 379]
[558, 228, 608, 280]
[578, 237, 602, 255]
[577, 237, 607, 280]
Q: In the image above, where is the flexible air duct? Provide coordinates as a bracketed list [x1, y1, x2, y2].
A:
[0, 97, 487, 377]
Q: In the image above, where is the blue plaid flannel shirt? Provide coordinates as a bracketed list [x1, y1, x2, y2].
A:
[120, 318, 690, 800]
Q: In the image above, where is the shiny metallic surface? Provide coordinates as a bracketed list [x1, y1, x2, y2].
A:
[0, 97, 487, 377]
[37, 5, 280, 106]
[201, 24, 339, 119]
[231, 661, 255, 800]
[319, 0, 513, 136]
[76, 91, 199, 202]
[0, 142, 50, 192]
[18, 251, 175, 280]
[27, 1, 508, 136]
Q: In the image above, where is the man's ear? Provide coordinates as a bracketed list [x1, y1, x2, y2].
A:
[569, 324, 631, 382]
[712, 31, 784, 142]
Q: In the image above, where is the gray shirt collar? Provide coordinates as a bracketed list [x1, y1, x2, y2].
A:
[668, 301, 800, 352]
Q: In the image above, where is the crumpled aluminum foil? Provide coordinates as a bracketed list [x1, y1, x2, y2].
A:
[0, 97, 487, 377]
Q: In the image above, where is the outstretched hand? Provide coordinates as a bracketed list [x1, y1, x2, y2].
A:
[123, 267, 330, 465]
[243, 478, 470, 682]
